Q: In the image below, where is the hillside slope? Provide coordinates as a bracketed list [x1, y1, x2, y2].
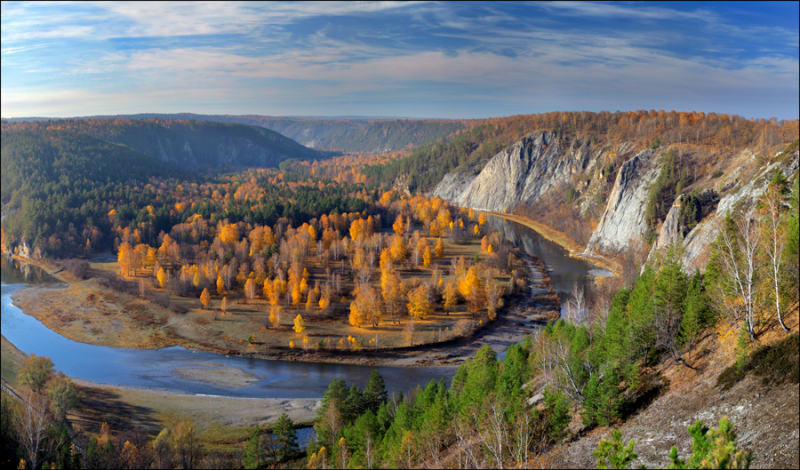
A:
[431, 132, 798, 271]
[7, 113, 466, 153]
[555, 309, 799, 469]
[1, 118, 324, 169]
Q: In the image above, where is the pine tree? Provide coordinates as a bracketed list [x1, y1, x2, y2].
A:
[365, 370, 388, 414]
[273, 413, 299, 460]
[242, 427, 264, 469]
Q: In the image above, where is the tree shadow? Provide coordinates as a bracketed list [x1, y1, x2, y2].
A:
[71, 385, 160, 435]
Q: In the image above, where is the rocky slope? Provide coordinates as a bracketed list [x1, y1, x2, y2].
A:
[430, 131, 600, 211]
[586, 149, 659, 254]
[431, 131, 799, 271]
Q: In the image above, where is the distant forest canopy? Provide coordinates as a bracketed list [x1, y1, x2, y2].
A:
[362, 109, 800, 192]
[3, 113, 468, 153]
[0, 126, 378, 257]
[1, 118, 326, 167]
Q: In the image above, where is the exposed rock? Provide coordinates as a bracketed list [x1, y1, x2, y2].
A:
[586, 149, 660, 254]
[528, 393, 545, 407]
[430, 131, 597, 212]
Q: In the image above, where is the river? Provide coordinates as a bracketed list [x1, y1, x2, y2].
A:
[484, 214, 613, 307]
[1, 216, 606, 399]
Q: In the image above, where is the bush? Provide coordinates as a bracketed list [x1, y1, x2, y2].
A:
[64, 259, 89, 279]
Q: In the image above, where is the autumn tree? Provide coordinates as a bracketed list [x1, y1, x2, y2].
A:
[393, 215, 405, 235]
[485, 279, 502, 320]
[435, 237, 444, 258]
[118, 241, 134, 276]
[221, 297, 228, 314]
[293, 314, 306, 333]
[200, 288, 211, 309]
[382, 271, 403, 324]
[157, 267, 168, 288]
[423, 245, 432, 267]
[459, 266, 484, 316]
[407, 284, 433, 319]
[19, 354, 54, 393]
[244, 278, 257, 303]
[443, 281, 459, 314]
[390, 234, 407, 261]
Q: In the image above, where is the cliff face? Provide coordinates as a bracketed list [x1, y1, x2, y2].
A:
[430, 131, 599, 211]
[430, 131, 798, 271]
[586, 149, 659, 254]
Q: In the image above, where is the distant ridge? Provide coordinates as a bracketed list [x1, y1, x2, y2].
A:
[3, 113, 466, 153]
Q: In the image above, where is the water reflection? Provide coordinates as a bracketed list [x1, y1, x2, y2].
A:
[483, 215, 610, 306]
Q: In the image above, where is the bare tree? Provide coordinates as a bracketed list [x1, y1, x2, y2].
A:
[536, 333, 586, 403]
[364, 429, 376, 470]
[563, 283, 586, 325]
[715, 208, 762, 341]
[761, 186, 790, 331]
[480, 396, 509, 469]
[16, 389, 66, 470]
[511, 405, 535, 465]
[323, 398, 341, 450]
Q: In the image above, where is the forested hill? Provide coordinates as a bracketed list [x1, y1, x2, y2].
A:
[1, 118, 325, 168]
[1, 129, 180, 253]
[5, 113, 466, 153]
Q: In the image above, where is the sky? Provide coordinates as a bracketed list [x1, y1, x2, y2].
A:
[1, 1, 798, 120]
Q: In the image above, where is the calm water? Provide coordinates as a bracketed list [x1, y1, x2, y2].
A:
[1, 217, 605, 398]
[484, 214, 612, 307]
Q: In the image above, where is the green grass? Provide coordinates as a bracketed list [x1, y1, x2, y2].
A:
[717, 333, 799, 391]
[0, 338, 25, 385]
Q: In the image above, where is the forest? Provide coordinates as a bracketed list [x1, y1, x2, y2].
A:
[362, 109, 799, 193]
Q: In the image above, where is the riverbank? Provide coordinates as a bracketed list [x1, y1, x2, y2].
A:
[485, 211, 621, 276]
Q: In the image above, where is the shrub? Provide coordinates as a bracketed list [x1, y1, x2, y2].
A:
[64, 259, 90, 279]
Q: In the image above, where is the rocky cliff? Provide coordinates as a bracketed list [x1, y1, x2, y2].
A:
[430, 131, 799, 271]
[430, 131, 600, 211]
[586, 149, 659, 254]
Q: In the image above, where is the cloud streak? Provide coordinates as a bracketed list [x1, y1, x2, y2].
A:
[1, 1, 797, 119]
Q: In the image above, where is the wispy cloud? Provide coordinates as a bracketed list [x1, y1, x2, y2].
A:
[1, 1, 797, 119]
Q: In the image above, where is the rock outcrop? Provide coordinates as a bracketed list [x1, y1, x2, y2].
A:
[648, 150, 798, 273]
[585, 150, 659, 254]
[431, 130, 798, 273]
[430, 131, 599, 212]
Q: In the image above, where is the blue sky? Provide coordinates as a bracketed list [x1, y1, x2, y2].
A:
[1, 1, 798, 119]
